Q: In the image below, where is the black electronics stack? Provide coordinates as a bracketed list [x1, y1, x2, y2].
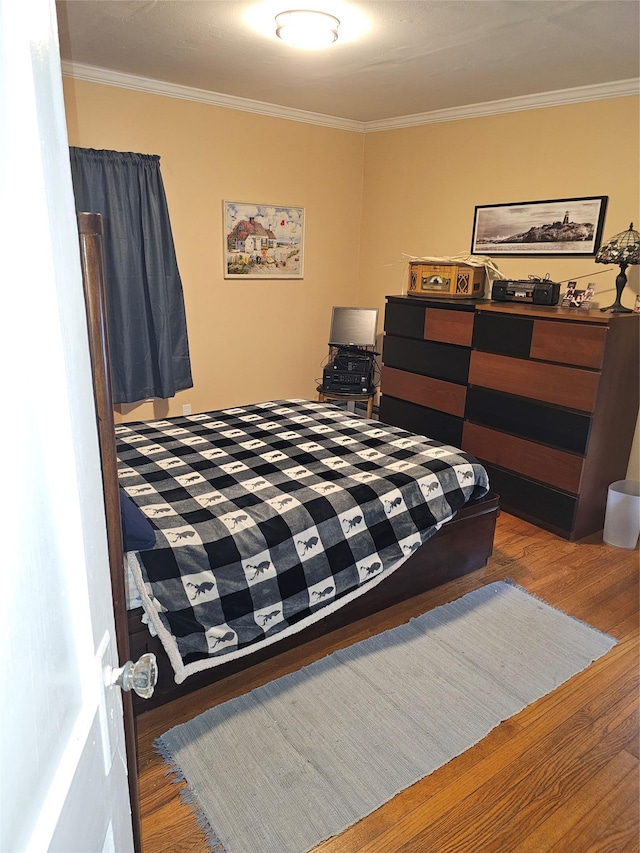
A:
[322, 347, 375, 394]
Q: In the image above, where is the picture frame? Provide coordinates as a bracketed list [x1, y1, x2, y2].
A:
[561, 281, 596, 309]
[224, 201, 304, 278]
[471, 196, 608, 257]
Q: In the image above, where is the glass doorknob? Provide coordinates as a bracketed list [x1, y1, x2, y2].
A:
[109, 652, 158, 699]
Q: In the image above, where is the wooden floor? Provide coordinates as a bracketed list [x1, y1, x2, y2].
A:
[135, 512, 639, 852]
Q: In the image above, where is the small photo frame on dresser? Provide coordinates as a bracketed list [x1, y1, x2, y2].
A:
[561, 282, 595, 308]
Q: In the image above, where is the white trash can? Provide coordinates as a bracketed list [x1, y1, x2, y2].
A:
[602, 480, 640, 549]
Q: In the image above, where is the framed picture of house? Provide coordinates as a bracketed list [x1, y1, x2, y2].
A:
[224, 201, 305, 278]
[471, 196, 608, 257]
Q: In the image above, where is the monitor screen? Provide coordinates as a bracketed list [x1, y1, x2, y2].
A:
[328, 307, 378, 348]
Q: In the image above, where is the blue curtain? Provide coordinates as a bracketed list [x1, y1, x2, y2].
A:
[69, 148, 193, 404]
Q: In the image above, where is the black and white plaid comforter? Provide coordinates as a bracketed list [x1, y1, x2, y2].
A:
[116, 399, 489, 683]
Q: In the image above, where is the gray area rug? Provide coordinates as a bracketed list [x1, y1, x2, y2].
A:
[155, 581, 616, 853]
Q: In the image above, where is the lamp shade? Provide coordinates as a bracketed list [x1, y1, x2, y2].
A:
[595, 222, 640, 266]
[595, 222, 640, 313]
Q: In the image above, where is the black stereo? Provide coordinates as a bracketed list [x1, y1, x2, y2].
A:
[322, 369, 373, 394]
[491, 280, 560, 306]
[330, 351, 375, 373]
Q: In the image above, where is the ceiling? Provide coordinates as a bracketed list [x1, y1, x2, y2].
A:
[56, 1, 640, 127]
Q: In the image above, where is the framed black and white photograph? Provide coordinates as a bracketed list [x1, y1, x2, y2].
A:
[471, 196, 608, 257]
[224, 201, 304, 278]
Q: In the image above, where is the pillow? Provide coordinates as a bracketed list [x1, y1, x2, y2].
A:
[119, 489, 156, 552]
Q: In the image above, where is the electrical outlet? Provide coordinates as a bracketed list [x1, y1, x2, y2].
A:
[182, 404, 192, 415]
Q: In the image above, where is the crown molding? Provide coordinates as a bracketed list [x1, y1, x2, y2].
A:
[60, 62, 363, 131]
[61, 62, 639, 134]
[363, 78, 640, 131]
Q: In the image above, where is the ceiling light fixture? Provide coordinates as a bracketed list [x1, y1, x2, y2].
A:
[275, 10, 340, 49]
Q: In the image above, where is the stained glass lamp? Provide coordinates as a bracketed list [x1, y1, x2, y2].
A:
[596, 222, 640, 313]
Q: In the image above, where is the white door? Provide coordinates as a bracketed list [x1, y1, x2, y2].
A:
[0, 1, 134, 850]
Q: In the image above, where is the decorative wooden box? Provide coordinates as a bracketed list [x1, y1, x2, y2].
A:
[407, 262, 485, 298]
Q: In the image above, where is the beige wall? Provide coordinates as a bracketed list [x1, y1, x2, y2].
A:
[358, 96, 640, 479]
[359, 97, 639, 306]
[63, 80, 639, 477]
[63, 78, 365, 421]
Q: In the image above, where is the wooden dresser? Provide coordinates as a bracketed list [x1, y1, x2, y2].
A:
[380, 296, 639, 541]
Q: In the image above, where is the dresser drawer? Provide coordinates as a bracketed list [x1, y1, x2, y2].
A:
[472, 312, 608, 368]
[383, 335, 471, 384]
[472, 313, 533, 358]
[468, 351, 600, 412]
[379, 395, 464, 446]
[530, 320, 607, 368]
[381, 365, 467, 417]
[480, 463, 578, 538]
[424, 308, 474, 347]
[462, 422, 584, 494]
[465, 386, 592, 454]
[384, 300, 426, 339]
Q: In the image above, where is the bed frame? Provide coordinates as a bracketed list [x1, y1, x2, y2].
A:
[78, 212, 500, 717]
[128, 491, 498, 711]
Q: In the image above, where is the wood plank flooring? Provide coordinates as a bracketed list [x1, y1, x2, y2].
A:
[135, 512, 639, 852]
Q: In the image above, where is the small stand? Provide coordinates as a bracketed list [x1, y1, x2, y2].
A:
[317, 386, 375, 418]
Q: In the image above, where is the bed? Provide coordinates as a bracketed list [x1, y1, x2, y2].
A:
[78, 212, 499, 716]
[118, 398, 491, 694]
